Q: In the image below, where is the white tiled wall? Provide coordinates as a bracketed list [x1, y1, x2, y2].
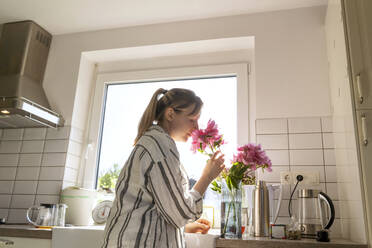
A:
[256, 116, 341, 238]
[0, 126, 83, 223]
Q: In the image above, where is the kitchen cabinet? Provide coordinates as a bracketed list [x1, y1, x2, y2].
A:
[343, 0, 372, 109]
[342, 0, 372, 244]
[0, 236, 51, 248]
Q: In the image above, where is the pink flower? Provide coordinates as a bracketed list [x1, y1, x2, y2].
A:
[190, 119, 224, 155]
[232, 143, 272, 172]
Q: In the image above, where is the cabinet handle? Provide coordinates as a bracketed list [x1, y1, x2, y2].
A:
[361, 113, 368, 146]
[356, 74, 364, 104]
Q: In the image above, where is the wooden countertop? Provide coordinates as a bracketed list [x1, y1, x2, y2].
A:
[0, 224, 52, 239]
[216, 237, 368, 248]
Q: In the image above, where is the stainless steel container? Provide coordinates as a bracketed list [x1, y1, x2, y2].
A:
[253, 180, 270, 237]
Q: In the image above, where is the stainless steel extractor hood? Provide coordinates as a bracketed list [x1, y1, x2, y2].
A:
[0, 20, 64, 128]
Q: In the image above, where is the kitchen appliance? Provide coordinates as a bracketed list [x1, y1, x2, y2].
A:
[26, 203, 67, 227]
[0, 20, 64, 128]
[60, 186, 98, 225]
[253, 180, 270, 237]
[297, 189, 335, 237]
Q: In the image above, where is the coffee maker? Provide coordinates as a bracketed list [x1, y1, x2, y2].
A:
[297, 189, 335, 238]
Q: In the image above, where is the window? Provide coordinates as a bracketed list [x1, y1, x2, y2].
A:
[84, 64, 250, 189]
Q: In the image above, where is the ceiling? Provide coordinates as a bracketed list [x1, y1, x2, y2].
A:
[0, 0, 327, 35]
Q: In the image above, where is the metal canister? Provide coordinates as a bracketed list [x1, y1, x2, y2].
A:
[253, 180, 270, 237]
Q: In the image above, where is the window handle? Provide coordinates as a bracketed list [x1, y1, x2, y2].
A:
[85, 142, 95, 159]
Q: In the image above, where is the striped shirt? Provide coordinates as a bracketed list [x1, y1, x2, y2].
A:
[101, 125, 203, 248]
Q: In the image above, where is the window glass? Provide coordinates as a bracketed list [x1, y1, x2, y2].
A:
[96, 76, 237, 190]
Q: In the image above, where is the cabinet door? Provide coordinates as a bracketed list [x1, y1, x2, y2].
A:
[355, 110, 372, 241]
[0, 236, 52, 248]
[343, 0, 372, 109]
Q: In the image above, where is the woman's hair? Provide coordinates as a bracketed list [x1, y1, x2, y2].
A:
[134, 88, 203, 145]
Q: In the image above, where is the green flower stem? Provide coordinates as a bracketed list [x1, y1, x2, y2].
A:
[222, 190, 237, 236]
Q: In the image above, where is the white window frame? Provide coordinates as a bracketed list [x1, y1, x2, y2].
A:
[83, 63, 250, 188]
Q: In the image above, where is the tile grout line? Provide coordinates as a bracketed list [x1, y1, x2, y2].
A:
[320, 118, 328, 194]
[33, 128, 48, 207]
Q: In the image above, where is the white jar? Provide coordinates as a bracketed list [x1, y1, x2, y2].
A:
[60, 186, 98, 225]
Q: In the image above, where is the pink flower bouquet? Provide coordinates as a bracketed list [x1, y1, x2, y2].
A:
[191, 119, 225, 157]
[191, 119, 272, 192]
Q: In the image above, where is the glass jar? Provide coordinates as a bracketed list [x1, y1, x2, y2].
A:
[220, 180, 242, 239]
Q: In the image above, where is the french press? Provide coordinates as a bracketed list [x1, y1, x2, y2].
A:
[297, 189, 335, 238]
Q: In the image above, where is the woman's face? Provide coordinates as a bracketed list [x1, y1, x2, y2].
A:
[167, 104, 200, 142]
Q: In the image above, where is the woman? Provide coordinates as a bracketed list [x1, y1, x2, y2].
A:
[101, 88, 225, 248]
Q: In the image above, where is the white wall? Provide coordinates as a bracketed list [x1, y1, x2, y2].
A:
[42, 5, 331, 131]
[325, 0, 366, 242]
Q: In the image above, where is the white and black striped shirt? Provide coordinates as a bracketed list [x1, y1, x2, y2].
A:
[101, 125, 203, 248]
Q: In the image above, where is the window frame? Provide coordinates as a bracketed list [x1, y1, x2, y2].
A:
[83, 63, 250, 189]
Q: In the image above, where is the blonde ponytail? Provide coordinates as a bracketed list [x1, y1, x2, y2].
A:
[134, 88, 167, 145]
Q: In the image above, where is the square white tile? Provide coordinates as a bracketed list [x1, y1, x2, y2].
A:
[257, 165, 289, 182]
[264, 150, 289, 166]
[0, 154, 19, 166]
[321, 116, 333, 132]
[13, 181, 38, 194]
[322, 133, 334, 149]
[23, 128, 47, 140]
[326, 182, 339, 200]
[324, 149, 336, 165]
[0, 167, 17, 180]
[0, 195, 12, 208]
[67, 140, 83, 157]
[18, 153, 42, 167]
[325, 166, 337, 182]
[42, 153, 67, 166]
[66, 154, 80, 170]
[290, 165, 325, 183]
[2, 129, 24, 140]
[34, 195, 60, 205]
[21, 140, 45, 153]
[256, 119, 287, 134]
[10, 194, 35, 208]
[289, 149, 324, 165]
[70, 126, 84, 143]
[289, 133, 322, 149]
[0, 181, 14, 194]
[63, 167, 78, 182]
[46, 126, 71, 140]
[16, 167, 40, 180]
[288, 117, 321, 133]
[256, 134, 288, 150]
[44, 140, 69, 153]
[36, 181, 63, 195]
[0, 141, 22, 153]
[267, 183, 291, 200]
[39, 167, 65, 180]
[7, 209, 28, 224]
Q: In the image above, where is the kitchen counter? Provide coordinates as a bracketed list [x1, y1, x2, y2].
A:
[216, 237, 368, 248]
[0, 224, 52, 239]
[0, 225, 368, 248]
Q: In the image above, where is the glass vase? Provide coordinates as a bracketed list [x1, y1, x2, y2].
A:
[220, 179, 242, 239]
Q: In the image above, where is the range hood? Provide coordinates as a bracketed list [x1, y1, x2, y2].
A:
[0, 20, 64, 128]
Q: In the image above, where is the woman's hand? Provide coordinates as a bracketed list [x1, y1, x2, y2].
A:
[203, 151, 225, 181]
[193, 151, 225, 195]
[184, 219, 211, 234]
